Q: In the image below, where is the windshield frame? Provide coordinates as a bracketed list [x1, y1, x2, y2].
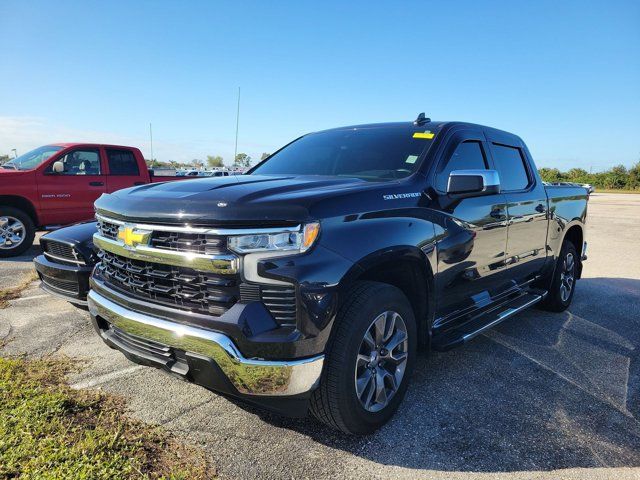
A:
[2, 145, 64, 171]
[248, 125, 437, 182]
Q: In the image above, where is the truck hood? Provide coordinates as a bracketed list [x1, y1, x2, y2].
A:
[94, 174, 385, 226]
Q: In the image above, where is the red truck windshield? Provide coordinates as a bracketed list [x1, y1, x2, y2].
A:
[2, 145, 63, 171]
[251, 126, 434, 181]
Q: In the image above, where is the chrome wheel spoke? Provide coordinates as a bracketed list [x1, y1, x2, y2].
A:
[384, 330, 407, 353]
[0, 216, 25, 249]
[362, 331, 376, 350]
[373, 314, 386, 346]
[356, 368, 374, 398]
[374, 369, 388, 406]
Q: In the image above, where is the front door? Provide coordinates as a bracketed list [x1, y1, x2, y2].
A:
[36, 147, 106, 225]
[433, 130, 511, 322]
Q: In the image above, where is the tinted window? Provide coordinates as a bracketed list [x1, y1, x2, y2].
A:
[251, 127, 435, 181]
[106, 149, 139, 176]
[436, 141, 487, 191]
[54, 149, 101, 175]
[491, 144, 529, 191]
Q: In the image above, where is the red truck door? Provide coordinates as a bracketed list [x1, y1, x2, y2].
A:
[104, 148, 147, 192]
[36, 147, 107, 226]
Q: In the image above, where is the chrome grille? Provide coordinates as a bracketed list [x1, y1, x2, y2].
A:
[97, 250, 238, 316]
[97, 218, 119, 240]
[150, 231, 227, 255]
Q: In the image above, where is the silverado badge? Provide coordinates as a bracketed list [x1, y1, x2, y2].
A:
[117, 225, 151, 249]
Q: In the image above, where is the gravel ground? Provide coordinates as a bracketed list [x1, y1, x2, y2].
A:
[1, 193, 639, 480]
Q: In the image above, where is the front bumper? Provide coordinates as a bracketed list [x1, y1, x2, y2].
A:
[87, 289, 324, 414]
[34, 254, 92, 305]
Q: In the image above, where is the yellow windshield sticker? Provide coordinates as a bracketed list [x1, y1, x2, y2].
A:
[413, 131, 434, 139]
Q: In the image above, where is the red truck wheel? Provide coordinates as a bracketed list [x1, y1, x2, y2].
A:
[0, 207, 35, 258]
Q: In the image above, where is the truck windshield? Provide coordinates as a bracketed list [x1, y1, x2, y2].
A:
[251, 127, 434, 181]
[2, 145, 63, 171]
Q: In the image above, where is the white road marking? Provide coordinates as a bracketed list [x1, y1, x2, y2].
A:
[70, 365, 145, 389]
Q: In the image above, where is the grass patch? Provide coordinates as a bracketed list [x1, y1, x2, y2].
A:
[0, 357, 213, 479]
[0, 270, 38, 309]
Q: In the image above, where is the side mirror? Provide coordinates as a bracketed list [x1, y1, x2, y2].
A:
[52, 161, 64, 173]
[447, 169, 500, 198]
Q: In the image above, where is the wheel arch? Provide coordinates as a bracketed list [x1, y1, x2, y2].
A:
[0, 195, 39, 226]
[339, 246, 435, 349]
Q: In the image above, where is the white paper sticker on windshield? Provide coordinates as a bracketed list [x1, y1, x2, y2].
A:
[405, 155, 418, 164]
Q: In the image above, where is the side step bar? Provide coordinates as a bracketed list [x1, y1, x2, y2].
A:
[431, 291, 545, 351]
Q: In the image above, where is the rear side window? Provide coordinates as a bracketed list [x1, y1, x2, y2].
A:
[491, 144, 529, 191]
[106, 149, 139, 176]
[436, 141, 487, 191]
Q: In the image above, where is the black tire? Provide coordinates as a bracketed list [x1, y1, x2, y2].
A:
[310, 281, 417, 434]
[0, 207, 35, 258]
[539, 240, 578, 312]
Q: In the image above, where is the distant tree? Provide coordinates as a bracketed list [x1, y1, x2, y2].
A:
[192, 159, 204, 169]
[260, 152, 271, 161]
[234, 153, 251, 168]
[0, 154, 9, 165]
[207, 155, 224, 168]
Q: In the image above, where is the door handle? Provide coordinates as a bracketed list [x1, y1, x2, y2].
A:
[535, 204, 546, 213]
[89, 181, 104, 186]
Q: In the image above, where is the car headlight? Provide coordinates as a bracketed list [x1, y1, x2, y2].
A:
[228, 223, 320, 254]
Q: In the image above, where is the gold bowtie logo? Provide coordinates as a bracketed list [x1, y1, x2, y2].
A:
[117, 225, 151, 248]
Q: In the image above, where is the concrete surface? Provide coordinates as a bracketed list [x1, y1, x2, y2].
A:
[1, 193, 639, 480]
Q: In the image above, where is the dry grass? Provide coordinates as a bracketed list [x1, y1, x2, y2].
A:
[0, 269, 38, 309]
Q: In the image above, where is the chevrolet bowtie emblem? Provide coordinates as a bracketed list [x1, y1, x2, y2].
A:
[117, 225, 151, 249]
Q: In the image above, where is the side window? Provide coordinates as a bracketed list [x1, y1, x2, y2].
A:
[106, 149, 140, 176]
[436, 141, 487, 191]
[491, 144, 530, 191]
[54, 149, 101, 175]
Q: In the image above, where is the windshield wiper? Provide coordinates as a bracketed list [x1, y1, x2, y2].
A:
[1, 163, 17, 170]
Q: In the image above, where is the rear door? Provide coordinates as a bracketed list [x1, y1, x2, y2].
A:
[104, 148, 147, 192]
[486, 135, 548, 286]
[36, 147, 106, 225]
[433, 129, 511, 320]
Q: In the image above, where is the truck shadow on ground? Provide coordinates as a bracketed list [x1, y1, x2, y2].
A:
[250, 277, 640, 472]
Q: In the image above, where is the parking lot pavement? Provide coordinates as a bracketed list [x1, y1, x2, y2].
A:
[1, 193, 639, 480]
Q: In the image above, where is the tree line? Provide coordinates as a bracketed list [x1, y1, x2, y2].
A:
[145, 152, 270, 170]
[538, 162, 640, 191]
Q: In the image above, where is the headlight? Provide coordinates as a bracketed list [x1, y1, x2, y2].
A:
[228, 223, 320, 254]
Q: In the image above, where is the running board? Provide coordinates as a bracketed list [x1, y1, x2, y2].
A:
[431, 291, 545, 351]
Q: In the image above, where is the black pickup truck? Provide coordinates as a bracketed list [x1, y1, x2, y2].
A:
[45, 116, 589, 434]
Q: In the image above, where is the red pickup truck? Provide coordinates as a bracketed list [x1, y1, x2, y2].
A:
[0, 143, 182, 257]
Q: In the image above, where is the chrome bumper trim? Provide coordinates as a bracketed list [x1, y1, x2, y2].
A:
[93, 233, 239, 274]
[87, 290, 324, 396]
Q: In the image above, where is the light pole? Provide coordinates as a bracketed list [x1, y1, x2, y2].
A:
[11, 149, 17, 159]
[234, 87, 240, 166]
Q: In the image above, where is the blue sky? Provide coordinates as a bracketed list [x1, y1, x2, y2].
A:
[1, 0, 638, 170]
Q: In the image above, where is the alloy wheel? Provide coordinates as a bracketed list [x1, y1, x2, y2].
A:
[0, 216, 26, 250]
[559, 252, 575, 302]
[354, 310, 409, 412]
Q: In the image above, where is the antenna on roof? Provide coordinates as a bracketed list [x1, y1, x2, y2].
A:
[414, 112, 431, 125]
